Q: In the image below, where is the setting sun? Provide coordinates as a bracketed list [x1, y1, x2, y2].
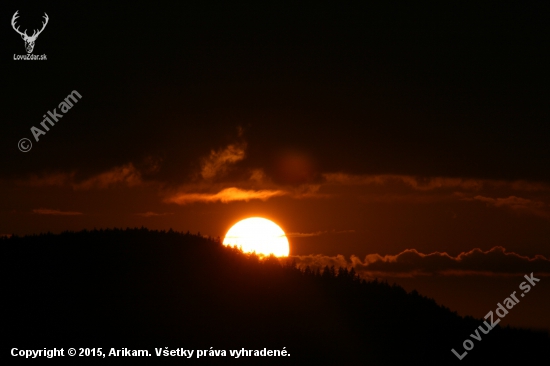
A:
[223, 217, 290, 257]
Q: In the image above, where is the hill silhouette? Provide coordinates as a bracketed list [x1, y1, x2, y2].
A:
[3, 228, 548, 365]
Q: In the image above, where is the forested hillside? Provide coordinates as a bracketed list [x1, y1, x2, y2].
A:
[4, 229, 548, 365]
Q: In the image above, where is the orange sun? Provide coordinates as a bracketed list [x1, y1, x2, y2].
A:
[223, 217, 290, 257]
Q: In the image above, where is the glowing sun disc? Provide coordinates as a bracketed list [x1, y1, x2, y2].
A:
[223, 217, 290, 257]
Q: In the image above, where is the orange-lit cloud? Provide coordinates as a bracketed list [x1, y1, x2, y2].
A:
[164, 181, 326, 204]
[201, 143, 246, 179]
[292, 246, 550, 278]
[166, 187, 286, 204]
[32, 208, 83, 216]
[14, 159, 550, 214]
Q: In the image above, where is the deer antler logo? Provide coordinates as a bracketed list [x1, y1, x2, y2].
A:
[11, 10, 49, 54]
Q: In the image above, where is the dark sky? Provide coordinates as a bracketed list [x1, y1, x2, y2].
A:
[3, 2, 549, 181]
[2, 1, 550, 331]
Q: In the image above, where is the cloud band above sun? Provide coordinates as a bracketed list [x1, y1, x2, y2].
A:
[165, 187, 286, 204]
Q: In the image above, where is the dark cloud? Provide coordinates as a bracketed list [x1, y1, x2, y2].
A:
[472, 195, 548, 219]
[134, 212, 174, 217]
[287, 230, 355, 238]
[32, 209, 83, 216]
[19, 163, 146, 190]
